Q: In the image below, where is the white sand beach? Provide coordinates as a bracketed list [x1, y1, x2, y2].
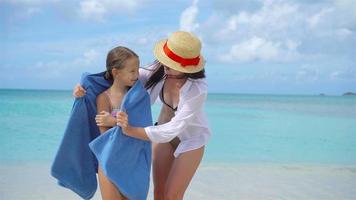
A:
[1, 162, 355, 200]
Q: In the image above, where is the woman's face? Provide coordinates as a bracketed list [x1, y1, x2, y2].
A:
[163, 65, 184, 76]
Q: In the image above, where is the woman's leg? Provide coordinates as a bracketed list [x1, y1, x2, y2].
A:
[152, 142, 175, 200]
[164, 146, 205, 200]
[98, 166, 127, 200]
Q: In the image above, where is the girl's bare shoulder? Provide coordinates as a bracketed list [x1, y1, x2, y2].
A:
[96, 91, 110, 107]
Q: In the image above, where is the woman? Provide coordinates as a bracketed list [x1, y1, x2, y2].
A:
[74, 31, 211, 200]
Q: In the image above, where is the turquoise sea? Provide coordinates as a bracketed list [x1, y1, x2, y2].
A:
[0, 89, 356, 165]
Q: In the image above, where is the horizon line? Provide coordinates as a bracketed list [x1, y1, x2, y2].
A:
[1, 88, 354, 97]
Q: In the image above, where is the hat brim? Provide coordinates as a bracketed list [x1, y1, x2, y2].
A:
[153, 39, 205, 74]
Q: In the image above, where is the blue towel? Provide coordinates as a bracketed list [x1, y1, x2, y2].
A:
[51, 72, 152, 200]
[89, 78, 152, 200]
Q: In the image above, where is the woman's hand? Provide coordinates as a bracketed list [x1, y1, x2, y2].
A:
[116, 111, 150, 141]
[95, 111, 116, 127]
[73, 83, 86, 98]
[116, 111, 130, 134]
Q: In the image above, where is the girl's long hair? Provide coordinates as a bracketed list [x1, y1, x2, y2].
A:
[105, 46, 138, 81]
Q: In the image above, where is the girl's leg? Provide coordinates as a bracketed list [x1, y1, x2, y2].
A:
[98, 166, 127, 200]
[164, 146, 205, 200]
[152, 142, 175, 200]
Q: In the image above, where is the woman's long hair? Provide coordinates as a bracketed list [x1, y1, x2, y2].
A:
[143, 60, 206, 90]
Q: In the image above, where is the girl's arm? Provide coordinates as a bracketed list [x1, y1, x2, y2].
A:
[96, 93, 112, 133]
[95, 111, 116, 128]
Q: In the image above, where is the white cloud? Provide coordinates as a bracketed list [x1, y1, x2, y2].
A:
[307, 7, 333, 28]
[0, 0, 58, 19]
[180, 0, 199, 32]
[334, 0, 356, 22]
[1, 0, 143, 22]
[285, 39, 300, 51]
[330, 68, 356, 81]
[229, 0, 299, 35]
[32, 49, 102, 79]
[220, 36, 301, 62]
[79, 0, 106, 21]
[196, 0, 355, 64]
[335, 28, 353, 39]
[78, 0, 141, 22]
[25, 7, 41, 16]
[296, 66, 319, 83]
[136, 37, 149, 45]
[202, 0, 305, 62]
[0, 0, 59, 5]
[221, 36, 280, 62]
[82, 49, 100, 64]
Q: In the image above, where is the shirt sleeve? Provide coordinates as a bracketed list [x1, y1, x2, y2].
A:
[144, 91, 207, 143]
[139, 62, 159, 86]
[138, 68, 151, 87]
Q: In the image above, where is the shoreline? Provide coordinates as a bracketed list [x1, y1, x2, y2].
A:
[1, 162, 355, 200]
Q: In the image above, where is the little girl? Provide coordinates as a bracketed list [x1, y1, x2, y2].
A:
[94, 46, 140, 200]
[52, 46, 152, 200]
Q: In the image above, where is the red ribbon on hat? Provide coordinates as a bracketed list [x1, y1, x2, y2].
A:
[163, 42, 200, 67]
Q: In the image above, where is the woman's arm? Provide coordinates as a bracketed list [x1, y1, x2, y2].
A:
[74, 63, 158, 98]
[116, 112, 150, 140]
[73, 84, 86, 98]
[117, 91, 207, 142]
[138, 61, 159, 86]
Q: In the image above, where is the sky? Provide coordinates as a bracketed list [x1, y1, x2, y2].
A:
[1, 0, 355, 95]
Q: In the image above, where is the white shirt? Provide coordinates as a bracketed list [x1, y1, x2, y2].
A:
[139, 64, 211, 157]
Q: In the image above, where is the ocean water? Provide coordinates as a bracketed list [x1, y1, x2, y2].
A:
[1, 89, 356, 165]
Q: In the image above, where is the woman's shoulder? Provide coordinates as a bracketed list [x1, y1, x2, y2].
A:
[182, 78, 208, 101]
[189, 78, 208, 94]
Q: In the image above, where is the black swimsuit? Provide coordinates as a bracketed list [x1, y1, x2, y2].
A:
[159, 82, 177, 111]
[155, 83, 180, 149]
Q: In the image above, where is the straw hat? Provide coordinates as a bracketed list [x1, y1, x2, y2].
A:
[153, 31, 205, 73]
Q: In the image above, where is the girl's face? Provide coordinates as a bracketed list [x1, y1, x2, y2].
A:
[112, 57, 139, 87]
[163, 65, 184, 76]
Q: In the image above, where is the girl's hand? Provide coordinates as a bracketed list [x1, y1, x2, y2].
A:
[116, 111, 130, 134]
[73, 83, 86, 98]
[95, 111, 116, 127]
